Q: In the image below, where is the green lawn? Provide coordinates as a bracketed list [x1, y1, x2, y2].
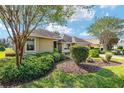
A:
[21, 65, 124, 88]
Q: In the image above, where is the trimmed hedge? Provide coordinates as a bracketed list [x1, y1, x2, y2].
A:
[89, 49, 99, 58]
[0, 52, 65, 84]
[70, 46, 89, 65]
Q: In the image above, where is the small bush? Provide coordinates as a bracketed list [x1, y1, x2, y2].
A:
[117, 46, 123, 50]
[0, 46, 5, 51]
[52, 52, 61, 62]
[89, 49, 99, 58]
[54, 48, 59, 53]
[70, 46, 89, 65]
[105, 52, 113, 62]
[60, 53, 66, 61]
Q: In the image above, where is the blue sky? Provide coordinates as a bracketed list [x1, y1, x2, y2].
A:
[0, 5, 124, 39]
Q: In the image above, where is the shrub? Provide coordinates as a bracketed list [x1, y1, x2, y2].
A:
[54, 48, 59, 53]
[90, 47, 94, 49]
[70, 46, 89, 65]
[0, 54, 54, 84]
[0, 46, 5, 51]
[52, 52, 61, 62]
[60, 53, 66, 61]
[89, 49, 99, 58]
[0, 63, 20, 83]
[19, 56, 54, 82]
[105, 52, 113, 62]
[117, 46, 123, 50]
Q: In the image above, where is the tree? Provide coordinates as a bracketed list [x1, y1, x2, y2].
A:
[87, 16, 124, 50]
[0, 5, 74, 66]
[100, 31, 119, 50]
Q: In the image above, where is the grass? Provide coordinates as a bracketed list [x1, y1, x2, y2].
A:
[111, 58, 124, 63]
[21, 65, 124, 88]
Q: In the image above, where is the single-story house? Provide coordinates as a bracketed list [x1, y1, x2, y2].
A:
[24, 29, 91, 55]
[24, 29, 60, 54]
[85, 38, 101, 48]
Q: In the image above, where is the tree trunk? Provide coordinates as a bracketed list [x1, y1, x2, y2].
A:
[15, 42, 25, 66]
[103, 44, 108, 50]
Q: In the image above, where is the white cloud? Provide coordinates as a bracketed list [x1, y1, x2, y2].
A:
[105, 12, 109, 16]
[70, 8, 95, 22]
[46, 23, 73, 34]
[100, 5, 117, 9]
[79, 31, 89, 37]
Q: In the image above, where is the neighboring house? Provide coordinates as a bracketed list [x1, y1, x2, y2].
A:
[85, 38, 101, 48]
[114, 39, 124, 48]
[58, 34, 91, 55]
[24, 29, 60, 54]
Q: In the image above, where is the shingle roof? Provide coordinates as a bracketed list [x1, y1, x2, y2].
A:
[85, 39, 100, 44]
[59, 34, 72, 42]
[30, 29, 61, 39]
[59, 34, 91, 44]
[30, 29, 91, 45]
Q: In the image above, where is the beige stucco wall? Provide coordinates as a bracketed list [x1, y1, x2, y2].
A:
[24, 37, 55, 54]
[38, 38, 54, 53]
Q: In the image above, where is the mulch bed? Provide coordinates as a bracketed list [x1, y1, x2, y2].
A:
[56, 60, 122, 74]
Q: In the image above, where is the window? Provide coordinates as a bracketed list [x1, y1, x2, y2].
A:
[26, 38, 35, 51]
[54, 41, 57, 48]
[64, 44, 70, 50]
